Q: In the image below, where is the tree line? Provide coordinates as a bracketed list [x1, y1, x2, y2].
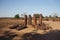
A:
[14, 14, 59, 19]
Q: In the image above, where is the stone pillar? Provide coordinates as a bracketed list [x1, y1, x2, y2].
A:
[59, 18, 60, 21]
[24, 15, 27, 26]
[33, 14, 37, 26]
[28, 15, 32, 25]
[39, 14, 42, 25]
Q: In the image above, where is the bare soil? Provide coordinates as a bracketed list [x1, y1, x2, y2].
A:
[0, 18, 60, 40]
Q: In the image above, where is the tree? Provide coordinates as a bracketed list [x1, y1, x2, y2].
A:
[45, 16, 48, 18]
[34, 14, 40, 18]
[49, 15, 52, 18]
[14, 14, 20, 24]
[53, 14, 58, 18]
[42, 15, 44, 18]
[14, 14, 19, 19]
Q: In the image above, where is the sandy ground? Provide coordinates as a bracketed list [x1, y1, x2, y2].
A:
[0, 19, 60, 40]
[43, 21, 60, 30]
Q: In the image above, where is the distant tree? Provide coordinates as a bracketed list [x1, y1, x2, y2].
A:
[53, 14, 58, 18]
[14, 14, 20, 24]
[49, 15, 52, 18]
[34, 13, 44, 18]
[45, 16, 48, 18]
[34, 14, 40, 18]
[52, 12, 59, 18]
[54, 16, 58, 18]
[42, 15, 44, 18]
[14, 14, 19, 19]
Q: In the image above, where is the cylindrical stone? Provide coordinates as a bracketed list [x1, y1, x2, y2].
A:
[39, 14, 42, 25]
[33, 14, 37, 26]
[28, 15, 32, 25]
[24, 15, 27, 26]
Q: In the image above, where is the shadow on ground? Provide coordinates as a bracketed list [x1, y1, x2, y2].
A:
[21, 30, 60, 40]
[0, 30, 60, 40]
[0, 31, 17, 40]
[44, 30, 60, 40]
[21, 32, 45, 40]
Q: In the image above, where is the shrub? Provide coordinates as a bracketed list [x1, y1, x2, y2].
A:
[14, 14, 19, 19]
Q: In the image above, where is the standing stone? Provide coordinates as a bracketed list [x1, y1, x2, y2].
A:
[59, 18, 60, 21]
[28, 15, 32, 25]
[33, 14, 37, 26]
[24, 15, 27, 26]
[39, 14, 42, 25]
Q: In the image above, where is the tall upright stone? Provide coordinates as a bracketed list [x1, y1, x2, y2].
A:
[24, 15, 27, 26]
[28, 15, 32, 25]
[39, 14, 42, 25]
[33, 14, 37, 26]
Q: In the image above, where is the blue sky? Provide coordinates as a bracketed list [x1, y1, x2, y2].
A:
[0, 0, 60, 17]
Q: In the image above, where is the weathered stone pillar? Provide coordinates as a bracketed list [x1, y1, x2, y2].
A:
[28, 15, 32, 25]
[59, 18, 60, 21]
[33, 14, 37, 26]
[39, 14, 42, 25]
[24, 15, 27, 26]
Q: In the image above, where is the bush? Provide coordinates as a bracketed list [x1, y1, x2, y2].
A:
[14, 14, 19, 19]
[49, 15, 52, 18]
